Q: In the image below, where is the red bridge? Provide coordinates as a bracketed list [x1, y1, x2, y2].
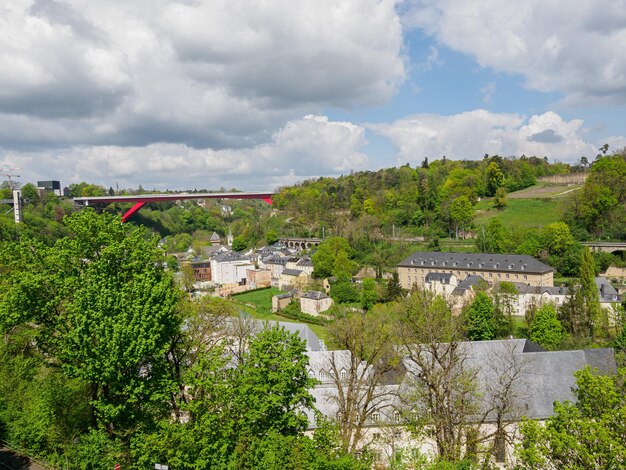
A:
[73, 191, 274, 223]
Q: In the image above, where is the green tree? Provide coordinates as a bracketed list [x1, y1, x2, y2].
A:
[359, 278, 378, 312]
[476, 218, 510, 253]
[542, 222, 575, 256]
[0, 210, 180, 433]
[384, 271, 403, 302]
[232, 326, 315, 439]
[20, 182, 40, 203]
[558, 285, 591, 340]
[580, 247, 604, 338]
[464, 292, 496, 341]
[493, 187, 507, 208]
[486, 162, 504, 196]
[311, 236, 355, 279]
[134, 325, 317, 468]
[330, 281, 359, 304]
[231, 235, 247, 251]
[529, 304, 564, 350]
[449, 195, 473, 238]
[493, 281, 517, 337]
[517, 367, 626, 469]
[265, 229, 279, 246]
[333, 249, 358, 281]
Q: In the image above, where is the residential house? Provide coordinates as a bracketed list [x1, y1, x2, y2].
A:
[246, 269, 271, 289]
[596, 276, 622, 310]
[272, 291, 296, 313]
[264, 257, 289, 286]
[295, 257, 315, 276]
[279, 269, 310, 290]
[300, 291, 333, 316]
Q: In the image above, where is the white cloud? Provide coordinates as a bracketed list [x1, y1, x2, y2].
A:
[0, 0, 405, 150]
[403, 0, 626, 104]
[1, 115, 369, 191]
[369, 109, 598, 163]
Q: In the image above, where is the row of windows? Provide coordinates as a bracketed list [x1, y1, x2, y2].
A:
[313, 369, 348, 381]
[406, 268, 529, 281]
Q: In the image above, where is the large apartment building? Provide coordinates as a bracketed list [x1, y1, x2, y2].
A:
[397, 251, 554, 290]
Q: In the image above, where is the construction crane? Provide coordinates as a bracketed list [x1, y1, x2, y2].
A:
[0, 167, 21, 190]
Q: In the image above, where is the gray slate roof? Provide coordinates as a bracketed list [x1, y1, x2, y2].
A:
[211, 252, 251, 263]
[451, 275, 486, 295]
[514, 283, 570, 296]
[301, 290, 329, 300]
[425, 272, 455, 283]
[399, 252, 553, 274]
[596, 277, 621, 302]
[304, 339, 616, 428]
[282, 268, 304, 277]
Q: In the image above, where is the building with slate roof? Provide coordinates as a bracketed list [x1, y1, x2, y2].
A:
[305, 339, 616, 466]
[398, 252, 554, 290]
[210, 252, 254, 285]
[300, 290, 333, 316]
[279, 268, 310, 290]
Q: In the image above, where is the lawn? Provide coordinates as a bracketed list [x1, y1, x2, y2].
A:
[231, 287, 331, 345]
[511, 316, 529, 338]
[231, 287, 281, 314]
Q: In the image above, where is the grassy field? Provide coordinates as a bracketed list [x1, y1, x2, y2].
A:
[475, 197, 568, 229]
[231, 287, 330, 344]
[473, 181, 578, 230]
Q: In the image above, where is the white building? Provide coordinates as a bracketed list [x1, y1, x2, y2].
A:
[210, 252, 254, 285]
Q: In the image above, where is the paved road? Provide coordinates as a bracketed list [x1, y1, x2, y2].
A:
[0, 448, 47, 470]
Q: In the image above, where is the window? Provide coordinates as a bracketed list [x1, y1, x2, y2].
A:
[319, 370, 327, 381]
[373, 432, 381, 441]
[498, 273, 501, 278]
[489, 273, 493, 278]
[506, 274, 510, 279]
[394, 410, 401, 423]
[524, 275, 528, 280]
[393, 430, 402, 439]
[340, 369, 348, 381]
[371, 411, 380, 423]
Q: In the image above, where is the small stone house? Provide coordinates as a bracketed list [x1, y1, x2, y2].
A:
[300, 291, 333, 316]
[272, 291, 296, 312]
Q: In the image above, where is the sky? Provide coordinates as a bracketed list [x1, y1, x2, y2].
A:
[1, 0, 626, 192]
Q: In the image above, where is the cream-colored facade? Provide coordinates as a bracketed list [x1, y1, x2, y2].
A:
[300, 291, 333, 316]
